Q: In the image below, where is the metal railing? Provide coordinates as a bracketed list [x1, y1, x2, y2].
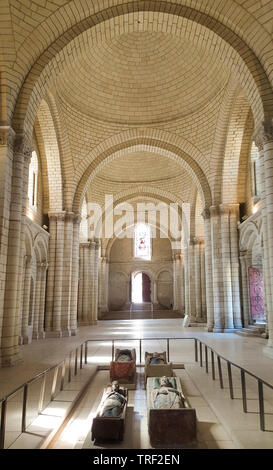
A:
[1, 336, 272, 448]
[85, 336, 273, 432]
[193, 338, 273, 432]
[0, 341, 89, 449]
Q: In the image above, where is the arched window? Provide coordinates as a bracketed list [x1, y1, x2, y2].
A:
[134, 223, 151, 260]
[28, 151, 38, 210]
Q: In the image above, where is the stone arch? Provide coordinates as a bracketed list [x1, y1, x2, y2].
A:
[34, 97, 63, 212]
[24, 223, 34, 259]
[221, 92, 254, 205]
[240, 221, 261, 253]
[155, 267, 173, 281]
[11, 4, 273, 138]
[73, 132, 212, 212]
[91, 187, 187, 243]
[105, 218, 175, 261]
[33, 232, 49, 263]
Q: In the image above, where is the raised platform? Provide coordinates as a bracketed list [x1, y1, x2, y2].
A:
[100, 309, 183, 320]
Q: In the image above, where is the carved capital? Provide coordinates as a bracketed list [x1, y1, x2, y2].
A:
[254, 119, 273, 148]
[14, 134, 33, 160]
[73, 213, 81, 225]
[201, 207, 210, 220]
[0, 126, 16, 149]
[48, 211, 66, 222]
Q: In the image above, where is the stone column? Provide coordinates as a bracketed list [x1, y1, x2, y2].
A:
[70, 214, 81, 335]
[202, 209, 214, 331]
[21, 255, 32, 344]
[93, 241, 100, 323]
[61, 212, 74, 336]
[0, 127, 15, 355]
[99, 256, 109, 315]
[210, 206, 224, 332]
[153, 280, 158, 304]
[255, 121, 273, 356]
[38, 262, 47, 338]
[45, 214, 57, 332]
[81, 242, 90, 325]
[89, 240, 96, 324]
[173, 252, 180, 311]
[220, 205, 235, 331]
[200, 241, 207, 320]
[32, 263, 42, 340]
[77, 244, 84, 324]
[1, 134, 32, 365]
[180, 251, 185, 315]
[45, 212, 65, 337]
[183, 245, 190, 317]
[256, 139, 270, 338]
[229, 205, 242, 329]
[193, 238, 202, 321]
[239, 251, 251, 327]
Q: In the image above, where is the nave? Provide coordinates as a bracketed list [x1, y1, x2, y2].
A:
[1, 320, 272, 450]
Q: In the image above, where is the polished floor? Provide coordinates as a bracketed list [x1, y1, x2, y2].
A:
[0, 319, 273, 449]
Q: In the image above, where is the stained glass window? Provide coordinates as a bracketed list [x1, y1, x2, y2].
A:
[134, 223, 151, 260]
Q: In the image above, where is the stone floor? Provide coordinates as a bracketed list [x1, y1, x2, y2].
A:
[0, 319, 273, 449]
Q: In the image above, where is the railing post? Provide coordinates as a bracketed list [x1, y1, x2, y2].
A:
[258, 380, 265, 431]
[85, 341, 88, 364]
[205, 346, 208, 373]
[241, 370, 247, 413]
[194, 339, 198, 362]
[80, 344, 83, 369]
[139, 339, 142, 364]
[227, 362, 234, 399]
[0, 400, 7, 449]
[211, 350, 215, 380]
[51, 366, 59, 401]
[217, 356, 224, 389]
[38, 374, 46, 414]
[199, 342, 203, 367]
[74, 349, 78, 376]
[60, 360, 66, 391]
[167, 338, 170, 362]
[21, 384, 28, 432]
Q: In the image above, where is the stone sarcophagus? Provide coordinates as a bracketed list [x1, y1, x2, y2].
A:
[91, 386, 128, 442]
[146, 376, 196, 447]
[110, 348, 136, 384]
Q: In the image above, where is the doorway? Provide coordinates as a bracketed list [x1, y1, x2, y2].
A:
[132, 272, 151, 303]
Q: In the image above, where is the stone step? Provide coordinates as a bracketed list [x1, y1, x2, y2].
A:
[246, 324, 265, 332]
[235, 328, 264, 337]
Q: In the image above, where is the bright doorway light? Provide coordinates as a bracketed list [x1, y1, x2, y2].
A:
[132, 272, 143, 303]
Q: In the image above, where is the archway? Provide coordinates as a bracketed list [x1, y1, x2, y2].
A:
[131, 272, 151, 304]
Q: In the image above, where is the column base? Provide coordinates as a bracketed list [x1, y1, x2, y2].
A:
[61, 329, 72, 337]
[205, 326, 214, 332]
[38, 331, 46, 339]
[22, 335, 32, 345]
[213, 327, 224, 333]
[0, 352, 23, 367]
[70, 328, 78, 336]
[223, 328, 239, 333]
[45, 330, 63, 338]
